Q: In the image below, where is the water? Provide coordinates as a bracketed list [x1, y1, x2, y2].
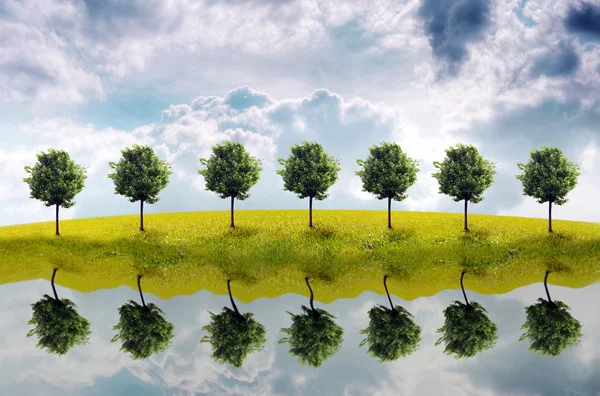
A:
[1, 279, 598, 395]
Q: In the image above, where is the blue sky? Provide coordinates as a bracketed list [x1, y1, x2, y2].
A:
[1, 0, 600, 226]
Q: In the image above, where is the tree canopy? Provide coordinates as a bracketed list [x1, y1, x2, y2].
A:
[201, 307, 267, 367]
[519, 298, 582, 356]
[112, 301, 175, 360]
[360, 304, 421, 362]
[27, 295, 91, 355]
[279, 305, 344, 367]
[435, 301, 498, 358]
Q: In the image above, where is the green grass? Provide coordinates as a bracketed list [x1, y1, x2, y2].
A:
[1, 210, 599, 303]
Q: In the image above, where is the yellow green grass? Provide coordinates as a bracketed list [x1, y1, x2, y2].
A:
[1, 210, 599, 303]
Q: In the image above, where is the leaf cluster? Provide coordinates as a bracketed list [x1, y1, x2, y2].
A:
[107, 145, 171, 203]
[279, 305, 344, 367]
[435, 300, 498, 358]
[516, 146, 580, 205]
[200, 307, 267, 367]
[27, 295, 91, 355]
[23, 149, 87, 208]
[432, 144, 495, 203]
[359, 304, 421, 362]
[112, 300, 175, 360]
[356, 142, 419, 201]
[276, 141, 341, 200]
[519, 298, 582, 356]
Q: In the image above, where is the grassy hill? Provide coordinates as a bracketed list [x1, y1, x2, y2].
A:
[1, 210, 599, 302]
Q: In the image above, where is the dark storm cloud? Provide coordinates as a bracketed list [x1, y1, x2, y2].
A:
[418, 0, 492, 77]
[565, 2, 600, 39]
[530, 42, 580, 78]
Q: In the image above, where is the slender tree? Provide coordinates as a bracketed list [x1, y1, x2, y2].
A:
[277, 141, 341, 227]
[519, 271, 582, 356]
[27, 268, 91, 355]
[432, 144, 495, 231]
[516, 146, 580, 232]
[112, 275, 175, 360]
[198, 141, 262, 228]
[23, 149, 87, 236]
[359, 276, 422, 362]
[201, 279, 267, 367]
[107, 145, 171, 231]
[435, 272, 498, 358]
[356, 142, 419, 228]
[279, 278, 344, 367]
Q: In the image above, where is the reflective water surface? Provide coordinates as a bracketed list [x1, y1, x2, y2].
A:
[1, 278, 598, 396]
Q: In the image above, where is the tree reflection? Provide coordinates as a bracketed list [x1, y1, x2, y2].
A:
[360, 275, 421, 362]
[519, 271, 582, 356]
[27, 268, 91, 355]
[435, 271, 498, 358]
[201, 279, 267, 367]
[112, 275, 174, 360]
[279, 277, 344, 367]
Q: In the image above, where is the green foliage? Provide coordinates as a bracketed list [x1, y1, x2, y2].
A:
[359, 304, 421, 362]
[198, 141, 262, 200]
[23, 149, 87, 208]
[519, 298, 582, 356]
[112, 301, 174, 360]
[356, 142, 419, 201]
[201, 307, 267, 367]
[107, 145, 171, 204]
[432, 144, 495, 203]
[435, 301, 498, 358]
[277, 141, 341, 200]
[27, 295, 91, 355]
[516, 146, 580, 205]
[279, 305, 344, 367]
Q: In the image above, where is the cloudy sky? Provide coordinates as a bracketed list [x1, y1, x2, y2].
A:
[1, 0, 600, 226]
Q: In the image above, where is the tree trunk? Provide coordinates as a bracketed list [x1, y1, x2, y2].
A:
[305, 277, 316, 315]
[55, 204, 60, 236]
[140, 200, 145, 231]
[51, 268, 59, 301]
[230, 196, 235, 228]
[387, 197, 392, 229]
[309, 196, 313, 228]
[544, 271, 552, 304]
[548, 201, 553, 233]
[227, 279, 241, 316]
[383, 275, 394, 311]
[137, 275, 146, 308]
[460, 271, 470, 307]
[464, 199, 469, 232]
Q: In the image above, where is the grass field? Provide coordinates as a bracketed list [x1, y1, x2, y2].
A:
[1, 210, 599, 303]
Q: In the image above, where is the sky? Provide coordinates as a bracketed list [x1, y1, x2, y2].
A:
[1, 0, 600, 226]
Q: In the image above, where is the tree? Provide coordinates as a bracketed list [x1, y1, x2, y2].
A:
[435, 272, 498, 358]
[279, 278, 344, 367]
[201, 279, 267, 367]
[198, 141, 262, 228]
[516, 146, 580, 232]
[112, 275, 174, 360]
[27, 268, 91, 355]
[107, 145, 171, 231]
[359, 275, 421, 362]
[432, 144, 495, 231]
[277, 141, 341, 227]
[519, 271, 582, 356]
[356, 143, 419, 228]
[23, 149, 87, 236]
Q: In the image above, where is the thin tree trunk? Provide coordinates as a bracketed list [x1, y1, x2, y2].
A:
[55, 204, 60, 236]
[387, 197, 392, 229]
[230, 196, 235, 228]
[460, 271, 470, 307]
[227, 279, 241, 316]
[544, 271, 552, 303]
[383, 275, 394, 311]
[137, 275, 146, 308]
[464, 199, 469, 232]
[51, 268, 59, 301]
[140, 200, 145, 231]
[548, 201, 553, 233]
[305, 277, 315, 312]
[309, 196, 313, 228]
